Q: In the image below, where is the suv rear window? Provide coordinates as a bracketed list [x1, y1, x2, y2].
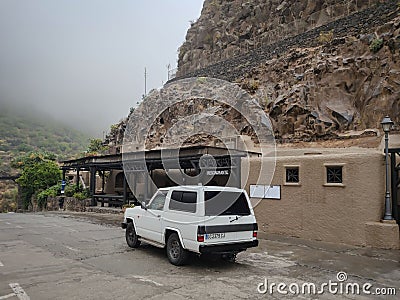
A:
[169, 191, 197, 213]
[204, 191, 250, 216]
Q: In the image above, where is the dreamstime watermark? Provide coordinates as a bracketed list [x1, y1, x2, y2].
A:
[257, 272, 397, 296]
[122, 77, 277, 223]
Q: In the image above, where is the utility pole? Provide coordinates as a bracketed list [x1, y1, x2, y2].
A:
[144, 67, 147, 96]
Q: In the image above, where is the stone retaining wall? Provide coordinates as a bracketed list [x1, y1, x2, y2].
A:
[47, 197, 91, 212]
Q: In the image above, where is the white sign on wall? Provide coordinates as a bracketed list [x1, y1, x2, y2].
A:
[250, 185, 265, 198]
[206, 170, 230, 176]
[250, 184, 281, 200]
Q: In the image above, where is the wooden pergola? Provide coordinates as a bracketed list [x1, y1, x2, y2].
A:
[61, 146, 260, 207]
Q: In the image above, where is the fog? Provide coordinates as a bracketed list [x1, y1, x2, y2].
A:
[0, 0, 203, 137]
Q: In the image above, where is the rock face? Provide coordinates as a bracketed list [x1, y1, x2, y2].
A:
[104, 120, 126, 154]
[123, 78, 274, 150]
[178, 0, 382, 75]
[175, 0, 400, 142]
[247, 28, 400, 141]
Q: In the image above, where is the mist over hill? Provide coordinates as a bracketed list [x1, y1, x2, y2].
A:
[0, 102, 89, 163]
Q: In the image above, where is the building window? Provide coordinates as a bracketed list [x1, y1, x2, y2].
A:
[326, 166, 343, 183]
[286, 167, 299, 183]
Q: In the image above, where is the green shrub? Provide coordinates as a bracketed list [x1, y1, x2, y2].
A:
[0, 188, 18, 212]
[64, 184, 81, 197]
[318, 30, 334, 44]
[369, 38, 383, 53]
[73, 188, 90, 200]
[37, 185, 60, 209]
[13, 152, 61, 209]
[86, 138, 108, 155]
[241, 79, 259, 94]
[249, 80, 259, 92]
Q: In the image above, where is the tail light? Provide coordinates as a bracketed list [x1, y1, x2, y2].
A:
[253, 223, 258, 238]
[197, 234, 204, 242]
[197, 226, 205, 242]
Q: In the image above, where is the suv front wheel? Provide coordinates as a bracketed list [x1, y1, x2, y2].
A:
[126, 222, 141, 248]
[166, 233, 188, 266]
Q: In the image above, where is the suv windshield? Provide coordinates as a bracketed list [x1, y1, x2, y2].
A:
[204, 191, 251, 216]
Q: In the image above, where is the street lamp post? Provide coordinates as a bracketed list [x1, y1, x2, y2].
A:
[381, 116, 394, 220]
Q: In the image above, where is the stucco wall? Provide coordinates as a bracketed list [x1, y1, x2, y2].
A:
[242, 150, 393, 246]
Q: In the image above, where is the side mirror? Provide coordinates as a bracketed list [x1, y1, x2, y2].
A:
[140, 202, 147, 210]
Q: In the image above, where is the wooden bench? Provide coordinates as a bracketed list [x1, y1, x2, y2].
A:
[93, 194, 124, 207]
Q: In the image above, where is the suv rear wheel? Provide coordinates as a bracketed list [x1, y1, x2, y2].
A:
[126, 222, 141, 248]
[166, 233, 188, 266]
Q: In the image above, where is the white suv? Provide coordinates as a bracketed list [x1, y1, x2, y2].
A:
[121, 185, 258, 265]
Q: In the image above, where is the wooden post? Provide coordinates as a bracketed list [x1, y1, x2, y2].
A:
[236, 157, 241, 188]
[101, 171, 105, 193]
[76, 168, 80, 190]
[90, 167, 96, 206]
[123, 174, 127, 205]
[144, 172, 149, 203]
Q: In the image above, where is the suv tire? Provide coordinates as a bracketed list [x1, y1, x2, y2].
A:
[166, 233, 188, 266]
[126, 222, 141, 248]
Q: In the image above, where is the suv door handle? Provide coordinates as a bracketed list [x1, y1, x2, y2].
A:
[156, 215, 161, 218]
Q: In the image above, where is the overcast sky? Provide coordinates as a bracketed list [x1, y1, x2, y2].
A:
[0, 0, 204, 137]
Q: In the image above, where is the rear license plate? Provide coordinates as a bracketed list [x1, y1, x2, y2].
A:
[205, 233, 225, 240]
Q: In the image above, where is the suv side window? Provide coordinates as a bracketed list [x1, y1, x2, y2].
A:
[148, 192, 167, 210]
[169, 191, 197, 213]
[205, 191, 250, 216]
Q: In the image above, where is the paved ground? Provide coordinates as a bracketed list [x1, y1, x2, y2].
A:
[0, 211, 399, 299]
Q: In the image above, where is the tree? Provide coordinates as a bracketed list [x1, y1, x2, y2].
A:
[86, 138, 107, 154]
[12, 152, 61, 209]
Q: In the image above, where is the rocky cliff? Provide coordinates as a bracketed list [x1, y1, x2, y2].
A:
[177, 0, 382, 75]
[175, 0, 400, 142]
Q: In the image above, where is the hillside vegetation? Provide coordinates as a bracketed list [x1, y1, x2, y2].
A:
[0, 105, 91, 212]
[0, 106, 89, 164]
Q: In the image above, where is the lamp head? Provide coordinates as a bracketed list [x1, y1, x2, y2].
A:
[381, 116, 394, 133]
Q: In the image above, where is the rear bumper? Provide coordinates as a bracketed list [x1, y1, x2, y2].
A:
[121, 222, 127, 229]
[199, 240, 258, 254]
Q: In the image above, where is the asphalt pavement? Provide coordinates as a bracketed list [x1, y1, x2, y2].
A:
[0, 211, 399, 299]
